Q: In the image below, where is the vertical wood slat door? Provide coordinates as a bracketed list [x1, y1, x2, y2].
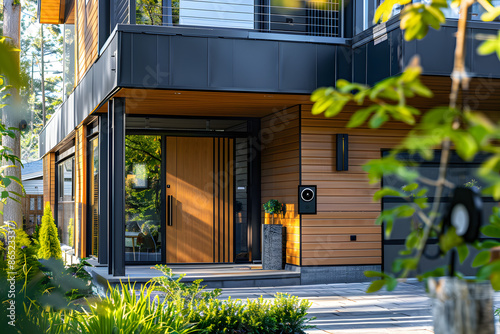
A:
[166, 137, 234, 263]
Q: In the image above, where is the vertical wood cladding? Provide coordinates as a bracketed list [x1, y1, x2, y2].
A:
[43, 153, 56, 213]
[261, 106, 301, 266]
[74, 126, 87, 258]
[165, 137, 234, 263]
[76, 0, 98, 83]
[214, 137, 234, 263]
[300, 105, 411, 266]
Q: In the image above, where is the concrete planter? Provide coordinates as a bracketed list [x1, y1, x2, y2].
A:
[428, 277, 494, 334]
[262, 224, 285, 270]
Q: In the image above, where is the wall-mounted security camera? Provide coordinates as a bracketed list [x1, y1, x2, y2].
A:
[298, 185, 317, 214]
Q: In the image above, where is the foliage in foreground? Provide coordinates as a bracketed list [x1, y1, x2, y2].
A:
[152, 264, 314, 333]
[13, 228, 40, 282]
[311, 0, 500, 293]
[16, 265, 314, 334]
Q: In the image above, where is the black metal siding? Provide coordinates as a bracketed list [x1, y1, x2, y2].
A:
[118, 30, 339, 94]
[39, 33, 118, 157]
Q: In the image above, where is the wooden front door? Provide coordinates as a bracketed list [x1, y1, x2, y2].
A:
[166, 137, 234, 263]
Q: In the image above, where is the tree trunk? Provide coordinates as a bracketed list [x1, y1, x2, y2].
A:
[428, 277, 494, 334]
[2, 0, 22, 227]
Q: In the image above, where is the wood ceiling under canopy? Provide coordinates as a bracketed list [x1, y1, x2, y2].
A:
[113, 89, 313, 117]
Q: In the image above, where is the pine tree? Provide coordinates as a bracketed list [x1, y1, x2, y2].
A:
[14, 229, 39, 282]
[37, 202, 62, 259]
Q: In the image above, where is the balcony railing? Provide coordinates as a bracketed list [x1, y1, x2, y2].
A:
[135, 0, 343, 38]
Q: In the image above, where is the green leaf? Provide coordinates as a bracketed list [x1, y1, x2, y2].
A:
[480, 240, 500, 249]
[366, 279, 386, 293]
[416, 188, 427, 197]
[347, 108, 375, 128]
[439, 228, 463, 253]
[400, 1, 446, 41]
[490, 271, 500, 290]
[396, 205, 415, 218]
[414, 197, 428, 209]
[369, 109, 389, 128]
[405, 230, 420, 250]
[386, 277, 398, 291]
[373, 187, 404, 201]
[402, 183, 419, 192]
[2, 178, 11, 187]
[472, 251, 491, 268]
[457, 244, 469, 264]
[451, 132, 478, 161]
[477, 31, 500, 60]
[482, 225, 500, 238]
[416, 266, 446, 281]
[476, 260, 500, 281]
[0, 37, 21, 88]
[481, 7, 500, 22]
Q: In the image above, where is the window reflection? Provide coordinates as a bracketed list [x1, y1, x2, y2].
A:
[90, 137, 99, 257]
[125, 135, 162, 262]
[235, 137, 249, 261]
[58, 157, 75, 251]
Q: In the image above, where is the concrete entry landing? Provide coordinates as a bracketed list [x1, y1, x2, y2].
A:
[87, 264, 301, 290]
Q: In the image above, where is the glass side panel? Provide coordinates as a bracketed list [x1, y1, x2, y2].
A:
[125, 135, 162, 263]
[235, 137, 249, 261]
[90, 137, 99, 258]
[57, 156, 75, 252]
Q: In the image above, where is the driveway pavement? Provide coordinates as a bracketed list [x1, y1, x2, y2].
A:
[218, 279, 500, 333]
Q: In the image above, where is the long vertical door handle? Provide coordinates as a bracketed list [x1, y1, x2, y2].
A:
[168, 195, 173, 226]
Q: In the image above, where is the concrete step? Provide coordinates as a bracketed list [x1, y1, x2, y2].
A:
[87, 264, 301, 292]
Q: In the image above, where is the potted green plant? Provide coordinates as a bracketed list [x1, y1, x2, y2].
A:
[263, 199, 283, 225]
[262, 199, 285, 270]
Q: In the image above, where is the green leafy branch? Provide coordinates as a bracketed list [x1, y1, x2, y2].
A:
[311, 58, 432, 129]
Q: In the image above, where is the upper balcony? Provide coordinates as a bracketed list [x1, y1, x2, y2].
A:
[129, 0, 346, 39]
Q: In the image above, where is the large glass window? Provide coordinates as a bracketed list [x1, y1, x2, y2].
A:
[58, 157, 75, 250]
[136, 0, 341, 37]
[89, 137, 99, 257]
[125, 135, 162, 263]
[63, 24, 75, 99]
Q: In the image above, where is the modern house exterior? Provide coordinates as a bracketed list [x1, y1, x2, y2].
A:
[38, 0, 500, 283]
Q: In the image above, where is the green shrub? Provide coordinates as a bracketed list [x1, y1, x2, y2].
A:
[63, 258, 94, 301]
[38, 203, 62, 260]
[152, 264, 221, 302]
[13, 228, 40, 282]
[59, 282, 193, 334]
[185, 294, 314, 334]
[152, 265, 315, 333]
[67, 218, 74, 247]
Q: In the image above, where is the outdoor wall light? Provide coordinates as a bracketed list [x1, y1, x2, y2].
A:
[19, 120, 27, 130]
[445, 187, 482, 243]
[336, 134, 348, 171]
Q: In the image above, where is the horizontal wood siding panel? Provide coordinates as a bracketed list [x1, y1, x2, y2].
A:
[261, 106, 301, 266]
[300, 104, 410, 267]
